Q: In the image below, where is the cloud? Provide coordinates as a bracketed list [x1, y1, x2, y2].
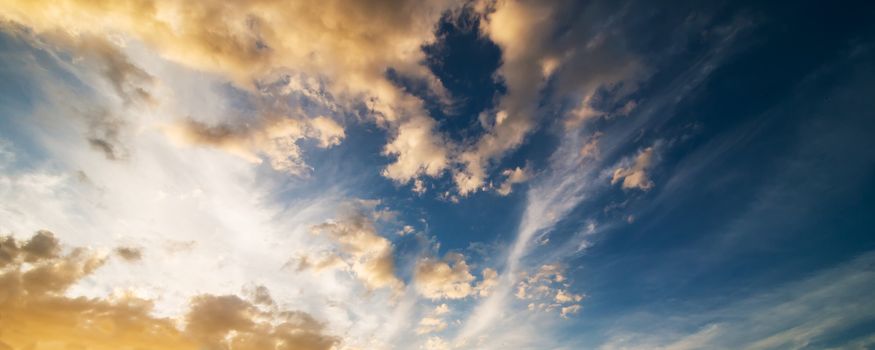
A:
[0, 0, 462, 186]
[381, 115, 450, 184]
[309, 210, 403, 291]
[3, 27, 154, 162]
[598, 252, 875, 349]
[32, 29, 156, 107]
[165, 115, 344, 176]
[423, 336, 452, 350]
[417, 316, 449, 335]
[416, 303, 454, 335]
[84, 109, 130, 161]
[513, 264, 583, 318]
[495, 166, 530, 196]
[414, 252, 477, 300]
[611, 146, 657, 191]
[476, 268, 499, 297]
[0, 231, 338, 350]
[452, 0, 641, 195]
[114, 246, 143, 261]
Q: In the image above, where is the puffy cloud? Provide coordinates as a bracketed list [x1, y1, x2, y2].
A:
[381, 115, 450, 184]
[451, 0, 555, 195]
[417, 303, 452, 335]
[0, 0, 456, 92]
[559, 304, 581, 319]
[399, 225, 416, 236]
[515, 264, 583, 318]
[495, 166, 530, 196]
[309, 211, 403, 291]
[414, 253, 476, 299]
[434, 303, 450, 315]
[0, 0, 461, 186]
[165, 115, 344, 176]
[452, 0, 641, 195]
[476, 268, 499, 297]
[555, 289, 583, 304]
[413, 252, 498, 300]
[417, 316, 449, 335]
[0, 231, 338, 350]
[611, 146, 657, 191]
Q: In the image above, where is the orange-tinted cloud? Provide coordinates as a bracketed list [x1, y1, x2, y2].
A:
[0, 231, 338, 350]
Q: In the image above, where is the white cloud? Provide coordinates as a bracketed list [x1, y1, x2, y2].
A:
[415, 253, 476, 300]
[382, 115, 450, 184]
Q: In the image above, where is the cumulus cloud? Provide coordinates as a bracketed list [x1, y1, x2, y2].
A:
[0, 0, 462, 186]
[515, 264, 583, 318]
[611, 146, 657, 191]
[416, 303, 454, 335]
[451, 0, 641, 195]
[165, 115, 344, 176]
[382, 115, 450, 184]
[417, 316, 449, 335]
[415, 253, 476, 300]
[309, 211, 403, 291]
[414, 252, 498, 300]
[475, 268, 499, 297]
[495, 166, 530, 196]
[0, 231, 338, 350]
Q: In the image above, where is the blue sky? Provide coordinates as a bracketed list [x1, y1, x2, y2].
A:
[0, 0, 874, 349]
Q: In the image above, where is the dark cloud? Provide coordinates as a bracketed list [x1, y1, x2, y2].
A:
[85, 109, 129, 161]
[115, 246, 143, 261]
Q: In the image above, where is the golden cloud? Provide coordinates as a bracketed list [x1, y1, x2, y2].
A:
[611, 146, 656, 191]
[309, 212, 404, 291]
[0, 231, 338, 350]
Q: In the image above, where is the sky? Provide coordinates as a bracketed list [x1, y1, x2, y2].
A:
[0, 1, 874, 349]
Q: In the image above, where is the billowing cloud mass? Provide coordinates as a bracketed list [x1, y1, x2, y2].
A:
[0, 232, 337, 350]
[0, 0, 459, 186]
[452, 0, 641, 195]
[0, 0, 641, 196]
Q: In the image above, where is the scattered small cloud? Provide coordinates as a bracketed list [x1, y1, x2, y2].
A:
[114, 246, 143, 262]
[612, 146, 658, 191]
